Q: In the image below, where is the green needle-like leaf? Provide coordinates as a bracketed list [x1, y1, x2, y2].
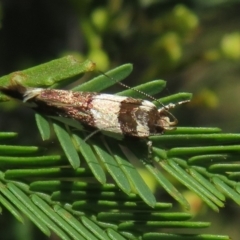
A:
[73, 63, 133, 92]
[73, 134, 106, 184]
[35, 113, 51, 141]
[53, 121, 80, 169]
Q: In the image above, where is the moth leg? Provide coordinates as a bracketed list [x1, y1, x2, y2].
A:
[147, 140, 153, 159]
[84, 125, 122, 142]
[84, 129, 102, 142]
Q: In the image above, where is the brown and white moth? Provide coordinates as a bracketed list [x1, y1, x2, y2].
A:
[0, 81, 189, 139]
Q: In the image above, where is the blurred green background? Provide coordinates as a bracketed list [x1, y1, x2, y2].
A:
[0, 0, 240, 239]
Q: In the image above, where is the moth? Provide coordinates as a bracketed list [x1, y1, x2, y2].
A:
[0, 80, 189, 140]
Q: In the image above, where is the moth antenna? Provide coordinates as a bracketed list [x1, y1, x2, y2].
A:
[98, 71, 189, 124]
[99, 70, 164, 105]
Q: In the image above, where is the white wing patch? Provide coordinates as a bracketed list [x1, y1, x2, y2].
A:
[90, 94, 127, 133]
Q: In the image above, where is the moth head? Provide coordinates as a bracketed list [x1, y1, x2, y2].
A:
[156, 108, 178, 131]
